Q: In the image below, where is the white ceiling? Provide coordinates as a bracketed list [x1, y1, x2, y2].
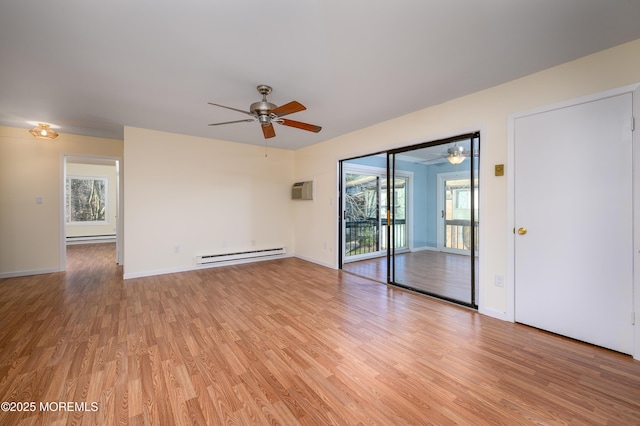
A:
[2, 1, 640, 150]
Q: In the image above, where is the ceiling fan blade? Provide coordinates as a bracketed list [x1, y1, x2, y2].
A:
[262, 123, 276, 139]
[271, 101, 306, 117]
[279, 118, 322, 133]
[208, 119, 255, 126]
[208, 102, 254, 116]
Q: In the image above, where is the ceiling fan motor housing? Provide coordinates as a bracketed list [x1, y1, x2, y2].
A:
[252, 84, 277, 125]
[448, 145, 465, 155]
[251, 100, 277, 125]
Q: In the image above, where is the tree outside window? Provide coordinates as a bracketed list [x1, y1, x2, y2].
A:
[66, 176, 108, 224]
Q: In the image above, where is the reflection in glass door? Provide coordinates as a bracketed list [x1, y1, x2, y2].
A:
[380, 176, 409, 252]
[339, 133, 479, 308]
[390, 134, 479, 307]
[341, 157, 410, 284]
[344, 171, 381, 258]
[437, 173, 479, 253]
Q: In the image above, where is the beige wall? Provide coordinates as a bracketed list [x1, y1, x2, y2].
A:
[123, 127, 295, 278]
[3, 39, 640, 318]
[293, 39, 640, 317]
[0, 126, 123, 276]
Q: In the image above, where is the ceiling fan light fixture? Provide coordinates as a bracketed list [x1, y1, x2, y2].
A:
[447, 145, 466, 165]
[29, 123, 59, 140]
[258, 114, 271, 125]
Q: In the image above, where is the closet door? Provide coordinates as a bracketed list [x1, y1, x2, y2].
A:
[514, 92, 634, 354]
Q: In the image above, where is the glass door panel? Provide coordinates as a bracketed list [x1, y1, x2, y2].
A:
[381, 176, 408, 251]
[344, 172, 380, 257]
[471, 135, 480, 305]
[341, 155, 389, 284]
[446, 178, 470, 250]
[390, 136, 479, 307]
[339, 133, 479, 309]
[438, 175, 476, 253]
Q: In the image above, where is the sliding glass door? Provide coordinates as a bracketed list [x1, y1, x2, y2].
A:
[341, 157, 409, 283]
[390, 134, 479, 306]
[339, 133, 480, 308]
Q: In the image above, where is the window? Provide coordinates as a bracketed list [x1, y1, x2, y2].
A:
[342, 161, 410, 261]
[65, 176, 108, 224]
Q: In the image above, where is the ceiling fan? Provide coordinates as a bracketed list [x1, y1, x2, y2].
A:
[411, 143, 475, 165]
[445, 144, 471, 165]
[208, 85, 322, 139]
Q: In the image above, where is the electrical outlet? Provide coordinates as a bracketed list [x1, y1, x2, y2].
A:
[495, 274, 504, 287]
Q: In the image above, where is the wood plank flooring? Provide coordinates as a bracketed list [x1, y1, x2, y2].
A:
[1, 243, 639, 424]
[342, 251, 478, 304]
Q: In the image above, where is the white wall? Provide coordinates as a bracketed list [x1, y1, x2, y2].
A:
[65, 162, 118, 238]
[123, 127, 295, 278]
[293, 39, 640, 317]
[0, 126, 123, 277]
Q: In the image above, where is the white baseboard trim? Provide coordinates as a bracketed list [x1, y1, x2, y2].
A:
[478, 306, 509, 321]
[0, 267, 62, 279]
[293, 255, 336, 269]
[411, 245, 439, 252]
[123, 253, 294, 280]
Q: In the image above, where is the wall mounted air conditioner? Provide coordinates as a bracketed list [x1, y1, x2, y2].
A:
[292, 181, 313, 200]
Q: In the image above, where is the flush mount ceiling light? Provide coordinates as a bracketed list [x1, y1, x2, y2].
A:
[29, 123, 59, 139]
[447, 144, 466, 165]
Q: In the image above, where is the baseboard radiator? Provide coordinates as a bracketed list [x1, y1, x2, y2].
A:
[66, 235, 116, 244]
[196, 247, 286, 265]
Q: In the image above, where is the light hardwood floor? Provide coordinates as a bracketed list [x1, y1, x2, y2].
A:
[1, 243, 639, 424]
[342, 251, 478, 304]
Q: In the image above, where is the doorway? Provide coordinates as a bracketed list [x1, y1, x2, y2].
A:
[339, 132, 480, 308]
[62, 155, 123, 269]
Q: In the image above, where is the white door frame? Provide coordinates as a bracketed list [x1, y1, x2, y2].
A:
[60, 154, 124, 270]
[506, 83, 640, 359]
[436, 170, 473, 255]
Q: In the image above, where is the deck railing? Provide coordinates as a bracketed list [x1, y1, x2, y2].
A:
[345, 219, 406, 256]
[445, 219, 479, 252]
[345, 219, 478, 256]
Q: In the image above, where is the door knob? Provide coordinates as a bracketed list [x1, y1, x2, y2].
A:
[518, 227, 527, 235]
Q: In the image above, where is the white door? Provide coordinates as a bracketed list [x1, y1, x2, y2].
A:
[514, 92, 634, 354]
